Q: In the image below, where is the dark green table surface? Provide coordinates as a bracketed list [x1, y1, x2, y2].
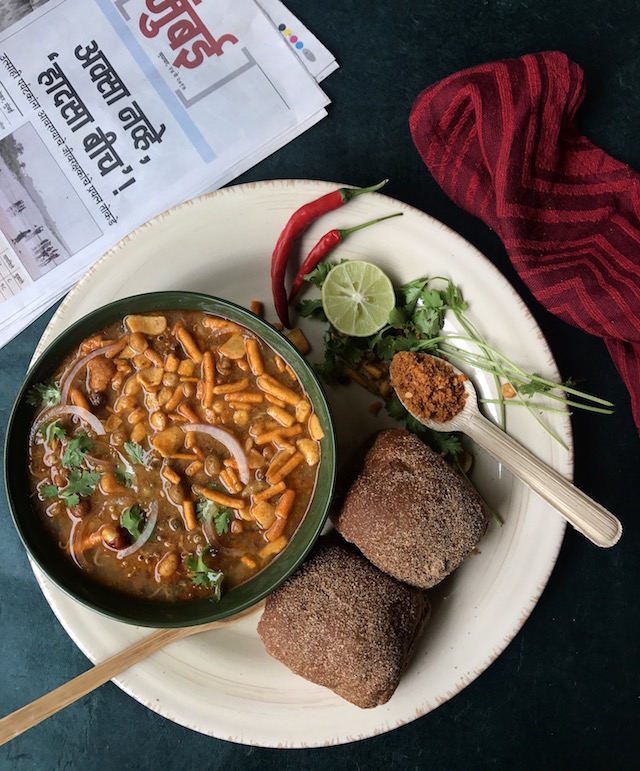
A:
[2, 2, 639, 768]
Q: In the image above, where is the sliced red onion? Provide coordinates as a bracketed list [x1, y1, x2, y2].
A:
[183, 423, 250, 484]
[84, 454, 116, 469]
[117, 502, 158, 560]
[69, 517, 89, 571]
[30, 405, 106, 443]
[59, 342, 120, 404]
[202, 517, 245, 557]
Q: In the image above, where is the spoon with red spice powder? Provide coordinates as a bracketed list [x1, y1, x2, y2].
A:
[389, 351, 621, 548]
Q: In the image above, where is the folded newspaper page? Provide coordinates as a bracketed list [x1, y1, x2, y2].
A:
[260, 0, 339, 83]
[0, 0, 336, 348]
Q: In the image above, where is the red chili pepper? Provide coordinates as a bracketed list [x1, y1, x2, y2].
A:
[271, 180, 388, 327]
[287, 213, 403, 304]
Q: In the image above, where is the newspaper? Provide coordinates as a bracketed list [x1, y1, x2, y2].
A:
[0, 0, 337, 348]
[260, 0, 339, 83]
[188, 0, 338, 196]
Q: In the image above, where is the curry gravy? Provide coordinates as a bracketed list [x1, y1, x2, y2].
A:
[27, 310, 323, 602]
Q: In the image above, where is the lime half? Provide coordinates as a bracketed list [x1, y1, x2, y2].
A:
[321, 260, 395, 337]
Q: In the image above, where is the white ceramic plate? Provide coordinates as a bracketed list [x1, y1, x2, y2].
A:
[31, 180, 569, 747]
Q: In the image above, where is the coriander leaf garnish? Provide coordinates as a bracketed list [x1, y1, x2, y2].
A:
[115, 467, 133, 488]
[196, 498, 231, 535]
[64, 468, 100, 503]
[441, 280, 467, 313]
[48, 468, 100, 508]
[429, 431, 464, 458]
[196, 496, 216, 522]
[121, 505, 145, 540]
[124, 441, 145, 465]
[61, 491, 80, 507]
[517, 376, 554, 397]
[387, 306, 409, 328]
[49, 422, 66, 443]
[413, 289, 445, 337]
[40, 420, 66, 445]
[26, 381, 61, 407]
[40, 484, 60, 500]
[304, 259, 345, 287]
[186, 545, 224, 600]
[296, 298, 327, 321]
[62, 431, 93, 469]
[213, 508, 231, 535]
[397, 276, 429, 312]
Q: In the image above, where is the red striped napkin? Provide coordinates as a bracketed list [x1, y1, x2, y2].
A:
[410, 51, 640, 433]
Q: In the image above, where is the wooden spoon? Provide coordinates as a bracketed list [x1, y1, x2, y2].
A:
[0, 601, 263, 746]
[390, 354, 622, 548]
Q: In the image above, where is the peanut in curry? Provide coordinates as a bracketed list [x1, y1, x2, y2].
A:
[27, 311, 324, 602]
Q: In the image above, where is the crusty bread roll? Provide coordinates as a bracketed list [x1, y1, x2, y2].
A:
[257, 539, 430, 708]
[332, 429, 488, 588]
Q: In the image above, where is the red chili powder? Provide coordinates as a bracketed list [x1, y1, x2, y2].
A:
[389, 351, 467, 422]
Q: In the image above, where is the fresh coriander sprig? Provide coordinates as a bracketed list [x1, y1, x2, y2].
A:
[438, 339, 613, 408]
[115, 467, 133, 488]
[121, 505, 145, 540]
[26, 381, 61, 408]
[40, 420, 66, 446]
[196, 497, 231, 535]
[186, 545, 224, 600]
[124, 441, 145, 466]
[298, 266, 613, 457]
[62, 431, 93, 469]
[41, 468, 100, 508]
[432, 336, 614, 448]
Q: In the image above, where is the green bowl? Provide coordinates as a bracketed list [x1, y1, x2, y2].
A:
[4, 292, 337, 627]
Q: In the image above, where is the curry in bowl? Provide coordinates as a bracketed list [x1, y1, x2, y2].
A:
[11, 296, 334, 620]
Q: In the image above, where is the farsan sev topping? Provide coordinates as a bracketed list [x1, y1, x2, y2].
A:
[389, 351, 467, 422]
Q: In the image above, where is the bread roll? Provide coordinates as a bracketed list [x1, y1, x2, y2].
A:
[332, 429, 488, 588]
[257, 539, 430, 708]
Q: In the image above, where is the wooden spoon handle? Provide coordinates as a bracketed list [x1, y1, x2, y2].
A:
[466, 412, 622, 547]
[0, 625, 190, 746]
[0, 600, 263, 745]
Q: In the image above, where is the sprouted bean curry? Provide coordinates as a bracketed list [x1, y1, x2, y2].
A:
[26, 311, 324, 602]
